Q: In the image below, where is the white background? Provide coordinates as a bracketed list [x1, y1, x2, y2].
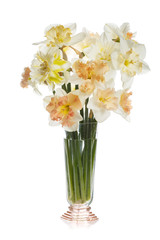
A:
[0, 0, 160, 239]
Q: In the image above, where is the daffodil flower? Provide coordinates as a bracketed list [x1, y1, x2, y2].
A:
[34, 23, 86, 48]
[114, 90, 132, 120]
[104, 22, 136, 53]
[84, 33, 116, 69]
[87, 88, 118, 122]
[69, 59, 110, 92]
[111, 43, 150, 89]
[44, 88, 83, 131]
[74, 28, 100, 52]
[30, 47, 70, 90]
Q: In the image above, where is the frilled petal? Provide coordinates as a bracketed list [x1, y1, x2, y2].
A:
[68, 93, 82, 110]
[63, 111, 82, 132]
[72, 89, 87, 106]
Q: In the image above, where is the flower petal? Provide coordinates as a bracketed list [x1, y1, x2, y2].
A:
[56, 88, 67, 97]
[72, 89, 87, 106]
[120, 38, 129, 54]
[104, 23, 121, 40]
[68, 93, 82, 110]
[93, 108, 110, 122]
[133, 43, 146, 59]
[68, 74, 83, 84]
[43, 95, 53, 108]
[69, 32, 86, 45]
[63, 122, 78, 132]
[63, 112, 82, 132]
[87, 97, 100, 111]
[49, 118, 60, 126]
[120, 23, 130, 35]
[111, 51, 119, 69]
[65, 23, 76, 34]
[142, 61, 150, 73]
[121, 72, 133, 89]
[114, 107, 130, 121]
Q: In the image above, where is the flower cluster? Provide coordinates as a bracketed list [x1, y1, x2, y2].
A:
[21, 23, 149, 131]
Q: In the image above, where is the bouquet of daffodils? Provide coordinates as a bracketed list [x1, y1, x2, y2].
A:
[21, 23, 149, 207]
[21, 23, 149, 133]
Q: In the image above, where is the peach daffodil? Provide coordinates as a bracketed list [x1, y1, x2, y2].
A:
[44, 89, 83, 131]
[115, 90, 132, 120]
[87, 88, 118, 122]
[69, 59, 109, 95]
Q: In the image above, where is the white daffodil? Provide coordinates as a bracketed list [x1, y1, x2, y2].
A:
[84, 33, 116, 69]
[34, 23, 86, 48]
[30, 47, 70, 90]
[44, 88, 83, 132]
[111, 43, 150, 89]
[87, 88, 118, 122]
[114, 90, 132, 120]
[104, 22, 136, 53]
[74, 28, 100, 52]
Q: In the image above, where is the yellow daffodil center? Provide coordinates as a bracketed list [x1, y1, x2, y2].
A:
[39, 61, 50, 74]
[99, 96, 111, 103]
[99, 48, 111, 61]
[59, 104, 70, 116]
[124, 59, 132, 67]
[97, 89, 118, 110]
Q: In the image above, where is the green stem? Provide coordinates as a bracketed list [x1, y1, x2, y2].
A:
[64, 140, 75, 203]
[62, 84, 67, 92]
[71, 140, 81, 202]
[75, 140, 85, 202]
[86, 139, 92, 201]
[67, 83, 71, 93]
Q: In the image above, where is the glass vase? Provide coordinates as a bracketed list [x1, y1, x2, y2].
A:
[61, 122, 98, 223]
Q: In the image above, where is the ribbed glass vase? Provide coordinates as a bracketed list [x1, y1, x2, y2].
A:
[61, 122, 98, 223]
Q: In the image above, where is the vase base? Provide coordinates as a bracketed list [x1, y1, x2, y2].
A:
[61, 204, 98, 223]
